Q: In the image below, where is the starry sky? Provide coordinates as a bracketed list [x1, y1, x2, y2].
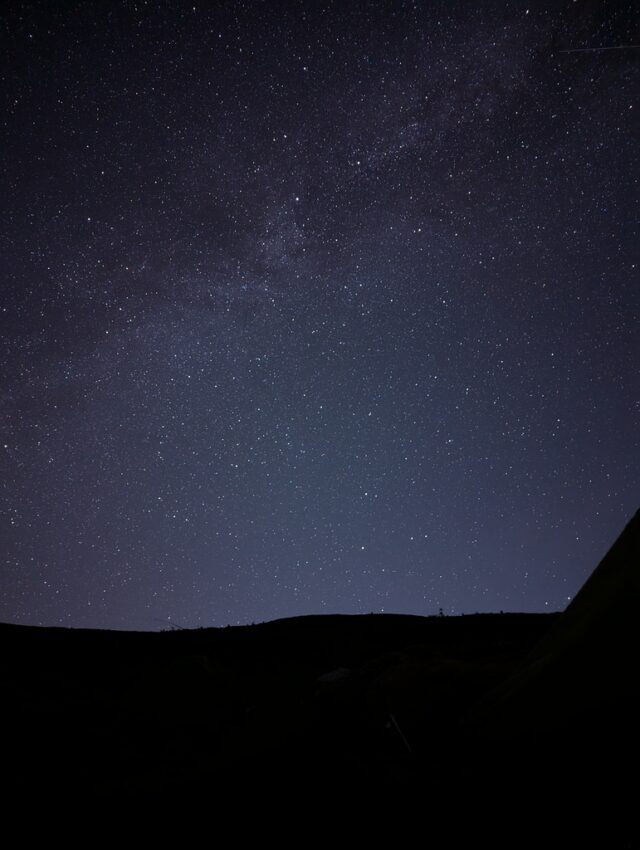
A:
[1, 1, 638, 630]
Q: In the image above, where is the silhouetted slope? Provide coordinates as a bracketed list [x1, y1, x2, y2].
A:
[1, 613, 550, 813]
[467, 509, 640, 738]
[1, 511, 637, 841]
[463, 510, 639, 846]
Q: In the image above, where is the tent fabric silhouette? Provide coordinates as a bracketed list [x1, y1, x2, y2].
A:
[467, 508, 640, 740]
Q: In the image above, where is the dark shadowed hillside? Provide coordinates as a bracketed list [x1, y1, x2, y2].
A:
[2, 512, 637, 841]
[2, 613, 551, 820]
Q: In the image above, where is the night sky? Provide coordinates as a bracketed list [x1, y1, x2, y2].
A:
[1, 2, 638, 630]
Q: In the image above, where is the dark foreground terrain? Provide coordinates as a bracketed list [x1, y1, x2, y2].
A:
[2, 512, 637, 841]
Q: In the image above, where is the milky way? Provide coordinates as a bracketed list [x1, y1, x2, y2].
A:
[1, 1, 638, 629]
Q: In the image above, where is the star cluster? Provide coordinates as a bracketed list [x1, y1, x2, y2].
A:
[1, 1, 638, 628]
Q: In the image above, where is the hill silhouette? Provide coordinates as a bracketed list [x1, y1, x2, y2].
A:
[2, 511, 637, 840]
